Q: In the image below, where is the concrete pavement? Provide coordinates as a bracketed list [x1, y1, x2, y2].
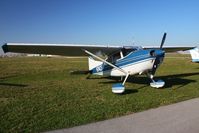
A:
[46, 98, 199, 133]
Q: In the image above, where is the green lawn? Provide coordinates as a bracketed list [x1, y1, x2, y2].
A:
[0, 55, 199, 132]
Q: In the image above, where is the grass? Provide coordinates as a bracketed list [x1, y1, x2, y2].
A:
[0, 55, 199, 132]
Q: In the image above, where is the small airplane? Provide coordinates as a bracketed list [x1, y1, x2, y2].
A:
[190, 47, 199, 63]
[1, 33, 196, 93]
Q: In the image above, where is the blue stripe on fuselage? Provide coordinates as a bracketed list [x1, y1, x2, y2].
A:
[92, 49, 155, 74]
[93, 57, 155, 75]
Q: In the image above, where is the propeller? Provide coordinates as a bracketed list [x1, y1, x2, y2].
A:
[160, 32, 167, 49]
[151, 33, 167, 75]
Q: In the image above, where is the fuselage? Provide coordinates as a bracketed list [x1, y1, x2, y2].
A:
[91, 49, 165, 76]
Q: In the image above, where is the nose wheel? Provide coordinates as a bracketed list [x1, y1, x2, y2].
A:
[148, 74, 165, 88]
[150, 79, 165, 88]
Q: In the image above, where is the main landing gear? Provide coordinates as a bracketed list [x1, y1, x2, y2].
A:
[112, 73, 129, 94]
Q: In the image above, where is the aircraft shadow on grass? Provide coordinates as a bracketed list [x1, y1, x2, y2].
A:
[156, 72, 199, 89]
[0, 82, 28, 87]
[70, 70, 90, 75]
[0, 75, 28, 87]
[70, 70, 105, 80]
[70, 70, 199, 90]
[99, 72, 199, 90]
[60, 70, 199, 84]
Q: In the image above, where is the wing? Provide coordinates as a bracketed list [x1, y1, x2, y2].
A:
[2, 43, 122, 56]
[143, 46, 196, 52]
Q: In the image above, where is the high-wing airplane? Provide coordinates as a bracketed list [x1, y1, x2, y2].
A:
[190, 47, 199, 63]
[2, 33, 196, 93]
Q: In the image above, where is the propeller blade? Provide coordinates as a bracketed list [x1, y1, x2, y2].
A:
[151, 57, 160, 75]
[160, 33, 167, 49]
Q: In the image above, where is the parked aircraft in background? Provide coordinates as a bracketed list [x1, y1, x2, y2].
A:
[190, 47, 199, 63]
[1, 33, 196, 93]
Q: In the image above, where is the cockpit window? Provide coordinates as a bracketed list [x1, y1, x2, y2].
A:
[106, 47, 140, 63]
[106, 51, 121, 63]
[123, 49, 132, 56]
[122, 48, 137, 57]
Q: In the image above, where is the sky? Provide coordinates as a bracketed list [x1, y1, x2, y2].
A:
[0, 0, 199, 53]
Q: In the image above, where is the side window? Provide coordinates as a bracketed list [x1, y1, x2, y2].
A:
[106, 55, 112, 62]
[106, 51, 121, 63]
[123, 49, 134, 57]
[112, 52, 121, 62]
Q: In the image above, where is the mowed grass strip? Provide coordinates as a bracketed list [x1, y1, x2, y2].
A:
[0, 55, 199, 132]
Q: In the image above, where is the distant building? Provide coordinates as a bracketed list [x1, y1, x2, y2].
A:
[0, 53, 26, 58]
[27, 54, 52, 57]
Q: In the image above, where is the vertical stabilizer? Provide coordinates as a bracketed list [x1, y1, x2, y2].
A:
[190, 47, 199, 63]
[88, 56, 103, 70]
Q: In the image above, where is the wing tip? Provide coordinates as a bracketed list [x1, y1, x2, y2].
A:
[2, 43, 8, 53]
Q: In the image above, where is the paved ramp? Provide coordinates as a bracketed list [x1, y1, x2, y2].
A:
[46, 98, 199, 133]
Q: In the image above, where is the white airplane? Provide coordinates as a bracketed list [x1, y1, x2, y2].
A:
[1, 33, 196, 93]
[190, 47, 199, 63]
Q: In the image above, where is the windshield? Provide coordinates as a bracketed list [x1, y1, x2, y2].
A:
[106, 47, 138, 63]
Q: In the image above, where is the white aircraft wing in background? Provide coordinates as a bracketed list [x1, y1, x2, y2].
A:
[189, 47, 199, 63]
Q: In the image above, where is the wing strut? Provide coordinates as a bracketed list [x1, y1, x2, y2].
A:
[84, 50, 128, 75]
[84, 49, 129, 94]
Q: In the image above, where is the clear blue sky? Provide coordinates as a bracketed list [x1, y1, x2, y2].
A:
[0, 0, 199, 52]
